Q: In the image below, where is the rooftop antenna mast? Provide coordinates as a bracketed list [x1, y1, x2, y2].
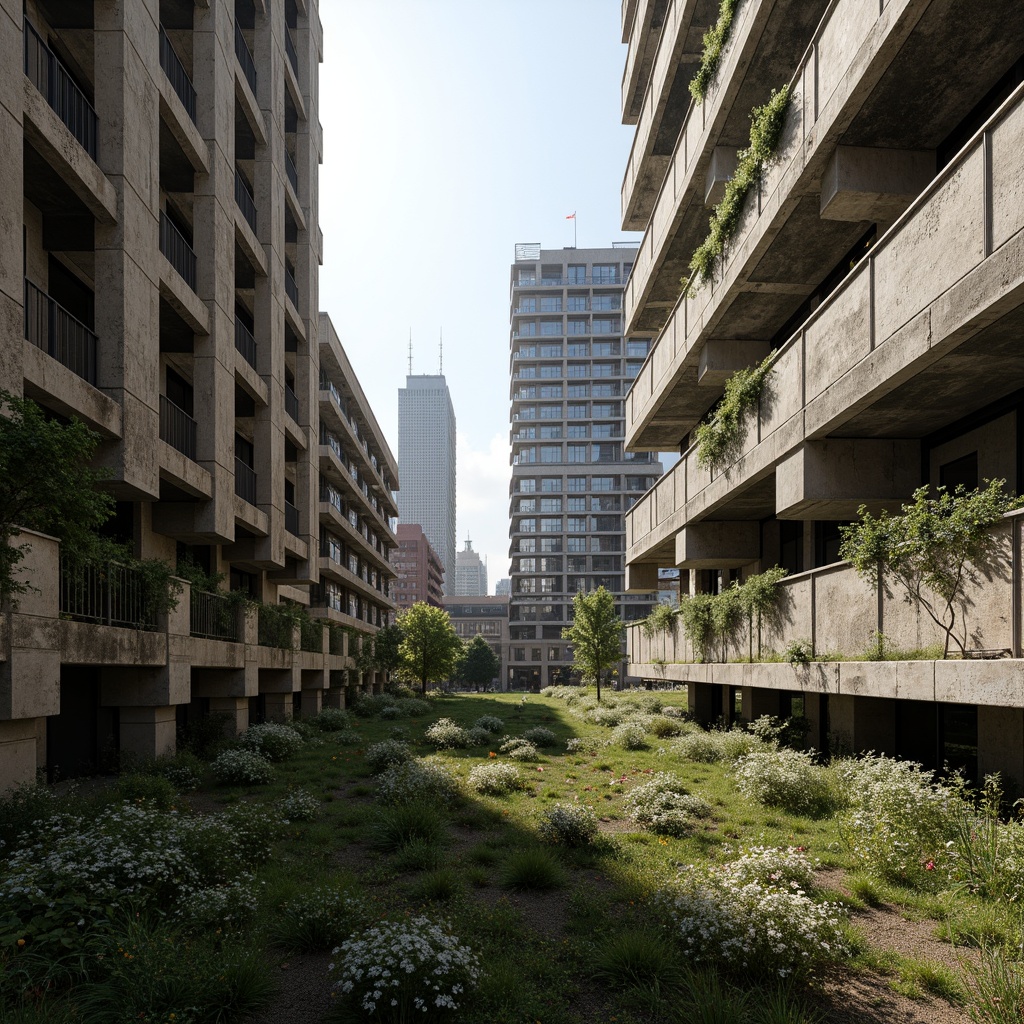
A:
[408, 330, 412, 375]
[439, 328, 443, 375]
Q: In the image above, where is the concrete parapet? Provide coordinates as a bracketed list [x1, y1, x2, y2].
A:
[820, 146, 934, 224]
[676, 521, 760, 569]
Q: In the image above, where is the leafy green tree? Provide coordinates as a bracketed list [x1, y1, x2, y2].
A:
[397, 603, 463, 694]
[460, 634, 500, 691]
[374, 623, 404, 683]
[562, 586, 623, 702]
[839, 480, 1019, 658]
[0, 391, 113, 602]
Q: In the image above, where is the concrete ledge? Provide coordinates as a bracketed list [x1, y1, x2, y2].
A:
[159, 272, 209, 336]
[255, 644, 294, 670]
[60, 621, 167, 667]
[157, 83, 210, 174]
[629, 658, 1024, 708]
[170, 635, 245, 669]
[235, 214, 266, 277]
[158, 442, 213, 499]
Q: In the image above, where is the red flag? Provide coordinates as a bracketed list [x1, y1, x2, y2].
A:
[565, 212, 576, 219]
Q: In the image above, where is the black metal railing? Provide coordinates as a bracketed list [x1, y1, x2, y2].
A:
[159, 394, 197, 460]
[59, 555, 158, 630]
[285, 500, 300, 536]
[159, 27, 196, 124]
[284, 30, 298, 75]
[24, 279, 97, 384]
[159, 211, 197, 292]
[24, 20, 98, 159]
[235, 316, 257, 368]
[190, 589, 239, 641]
[234, 168, 257, 232]
[284, 383, 299, 422]
[258, 604, 294, 649]
[285, 150, 298, 194]
[235, 458, 257, 505]
[284, 264, 299, 309]
[234, 23, 257, 94]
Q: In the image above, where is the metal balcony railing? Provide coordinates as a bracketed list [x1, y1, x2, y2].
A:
[235, 316, 257, 368]
[24, 19, 98, 159]
[159, 27, 196, 124]
[284, 30, 298, 75]
[160, 211, 197, 292]
[284, 383, 299, 422]
[285, 500, 300, 536]
[190, 589, 239, 641]
[24, 279, 97, 384]
[234, 23, 257, 94]
[285, 150, 299, 195]
[284, 264, 299, 309]
[234, 168, 257, 233]
[159, 394, 197, 460]
[59, 555, 158, 630]
[235, 458, 257, 505]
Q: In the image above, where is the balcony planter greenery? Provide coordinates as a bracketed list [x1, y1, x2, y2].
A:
[641, 602, 680, 639]
[689, 0, 742, 102]
[686, 85, 791, 293]
[695, 351, 775, 470]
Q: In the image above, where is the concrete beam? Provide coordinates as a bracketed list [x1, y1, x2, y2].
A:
[625, 562, 660, 592]
[776, 440, 920, 520]
[697, 339, 773, 387]
[820, 146, 934, 224]
[676, 521, 760, 569]
[704, 147, 739, 207]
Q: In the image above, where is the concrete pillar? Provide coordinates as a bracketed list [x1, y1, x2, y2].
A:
[120, 705, 177, 759]
[0, 720, 39, 793]
[322, 687, 345, 710]
[299, 687, 322, 718]
[978, 706, 1024, 794]
[741, 687, 781, 722]
[209, 696, 249, 736]
[93, 0, 162, 498]
[0, 0, 24, 395]
[828, 694, 896, 756]
[689, 682, 717, 725]
[264, 693, 293, 722]
[704, 146, 739, 205]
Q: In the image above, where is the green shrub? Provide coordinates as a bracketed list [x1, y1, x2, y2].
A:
[376, 758, 463, 808]
[474, 715, 505, 734]
[522, 726, 557, 747]
[500, 848, 567, 891]
[537, 803, 600, 847]
[112, 773, 177, 809]
[734, 748, 843, 818]
[365, 739, 413, 775]
[468, 761, 526, 796]
[313, 707, 351, 732]
[269, 884, 367, 952]
[425, 717, 471, 749]
[611, 722, 649, 751]
[675, 731, 727, 763]
[592, 927, 682, 993]
[624, 773, 712, 837]
[409, 868, 463, 903]
[211, 748, 274, 786]
[368, 802, 447, 853]
[466, 726, 492, 746]
[238, 722, 303, 762]
[277, 788, 321, 822]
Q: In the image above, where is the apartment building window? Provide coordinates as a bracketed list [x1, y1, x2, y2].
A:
[568, 556, 587, 572]
[592, 319, 620, 335]
[593, 403, 618, 417]
[540, 321, 561, 336]
[519, 518, 536, 532]
[540, 498, 562, 512]
[518, 366, 537, 379]
[592, 295, 620, 311]
[567, 497, 586, 512]
[518, 321, 537, 336]
[518, 539, 537, 555]
[519, 406, 536, 419]
[539, 478, 560, 493]
[539, 445, 561, 463]
[540, 517, 561, 532]
[567, 476, 586, 492]
[593, 341, 619, 356]
[540, 578, 557, 594]
[567, 445, 587, 463]
[539, 405, 561, 419]
[541, 266, 563, 284]
[592, 424, 616, 438]
[539, 365, 561, 378]
[568, 342, 589, 357]
[518, 578, 536, 593]
[567, 363, 589, 378]
[567, 537, 586, 553]
[625, 360, 644, 377]
[518, 427, 536, 439]
[540, 538, 561, 552]
[540, 297, 562, 312]
[592, 363, 616, 377]
[567, 425, 588, 438]
[322, 532, 342, 564]
[592, 264, 618, 284]
[518, 558, 536, 572]
[539, 343, 562, 357]
[567, 296, 587, 311]
[517, 386, 536, 400]
[591, 443, 619, 463]
[568, 319, 589, 334]
[592, 495, 620, 511]
[518, 344, 536, 357]
[568, 384, 588, 398]
[519, 498, 536, 513]
[814, 521, 844, 568]
[594, 516, 622, 531]
[540, 557, 562, 571]
[540, 385, 562, 398]
[627, 340, 650, 357]
[568, 404, 588, 418]
[539, 426, 561, 439]
[567, 517, 587, 532]
[518, 478, 537, 492]
[517, 297, 537, 313]
[567, 265, 586, 284]
[517, 268, 535, 285]
[513, 647, 525, 661]
[592, 383, 617, 397]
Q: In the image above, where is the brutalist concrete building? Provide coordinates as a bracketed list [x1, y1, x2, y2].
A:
[508, 244, 663, 690]
[619, 0, 1024, 780]
[0, 0, 397, 789]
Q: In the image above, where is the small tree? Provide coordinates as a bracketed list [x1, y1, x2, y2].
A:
[0, 391, 114, 602]
[562, 586, 622, 703]
[460, 634, 500, 691]
[397, 602, 463, 694]
[374, 623, 404, 684]
[839, 480, 1019, 658]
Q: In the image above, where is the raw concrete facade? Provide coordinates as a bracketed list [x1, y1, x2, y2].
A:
[508, 245, 663, 690]
[0, 0, 397, 790]
[618, 0, 1024, 782]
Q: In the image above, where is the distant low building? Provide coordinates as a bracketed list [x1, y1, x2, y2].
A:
[443, 596, 510, 691]
[395, 525, 444, 610]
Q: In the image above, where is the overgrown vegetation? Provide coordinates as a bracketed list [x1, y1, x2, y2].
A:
[689, 0, 742, 101]
[694, 351, 776, 470]
[687, 85, 792, 291]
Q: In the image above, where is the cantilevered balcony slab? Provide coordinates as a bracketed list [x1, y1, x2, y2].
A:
[775, 440, 920, 519]
[676, 521, 759, 568]
[820, 146, 934, 224]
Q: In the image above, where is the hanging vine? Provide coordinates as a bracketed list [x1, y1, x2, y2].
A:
[689, 0, 743, 102]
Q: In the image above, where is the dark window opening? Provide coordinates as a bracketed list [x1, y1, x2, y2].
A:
[814, 521, 844, 568]
[939, 452, 979, 493]
[779, 520, 804, 576]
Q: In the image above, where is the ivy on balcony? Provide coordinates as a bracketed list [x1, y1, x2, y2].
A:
[689, 0, 742, 102]
[694, 351, 775, 470]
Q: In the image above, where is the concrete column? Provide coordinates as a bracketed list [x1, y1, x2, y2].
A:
[322, 687, 345, 710]
[93, 1, 162, 498]
[192, 3, 238, 542]
[209, 696, 249, 736]
[689, 682, 717, 725]
[299, 687, 322, 717]
[978, 706, 1024, 793]
[828, 694, 897, 756]
[120, 705, 177, 759]
[741, 687, 781, 722]
[264, 692, 293, 722]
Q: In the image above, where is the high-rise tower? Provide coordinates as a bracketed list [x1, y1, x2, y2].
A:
[453, 537, 488, 597]
[508, 244, 663, 689]
[398, 373, 456, 594]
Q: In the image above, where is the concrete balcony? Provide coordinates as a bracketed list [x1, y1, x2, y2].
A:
[626, 0, 1024, 450]
[621, 0, 670, 126]
[627, 78, 1024, 565]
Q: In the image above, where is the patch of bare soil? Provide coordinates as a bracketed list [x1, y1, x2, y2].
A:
[245, 951, 334, 1024]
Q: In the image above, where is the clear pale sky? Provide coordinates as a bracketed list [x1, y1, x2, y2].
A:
[318, 0, 642, 591]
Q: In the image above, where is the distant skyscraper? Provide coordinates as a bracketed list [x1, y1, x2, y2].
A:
[508, 244, 664, 688]
[495, 578, 512, 597]
[453, 537, 488, 596]
[398, 373, 456, 594]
